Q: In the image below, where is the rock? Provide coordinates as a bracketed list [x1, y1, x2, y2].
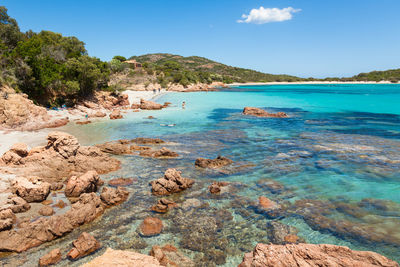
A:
[76, 120, 91, 125]
[39, 248, 62, 266]
[88, 111, 106, 118]
[139, 99, 164, 110]
[108, 177, 134, 187]
[258, 196, 280, 210]
[46, 118, 69, 128]
[65, 170, 102, 197]
[180, 198, 202, 211]
[131, 137, 165, 144]
[150, 244, 195, 267]
[284, 234, 299, 244]
[50, 182, 63, 191]
[80, 248, 162, 267]
[147, 116, 156, 119]
[139, 217, 163, 237]
[96, 142, 132, 155]
[12, 177, 51, 202]
[10, 143, 29, 157]
[243, 107, 288, 118]
[67, 232, 101, 260]
[109, 109, 123, 119]
[47, 131, 80, 159]
[238, 243, 399, 267]
[53, 199, 66, 209]
[256, 179, 285, 194]
[6, 196, 31, 213]
[195, 156, 233, 168]
[100, 186, 129, 206]
[0, 208, 16, 231]
[39, 206, 55, 216]
[266, 221, 298, 245]
[151, 198, 177, 213]
[139, 147, 179, 158]
[209, 181, 229, 194]
[150, 168, 194, 196]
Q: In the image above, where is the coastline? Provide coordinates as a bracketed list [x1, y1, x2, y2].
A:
[228, 81, 398, 86]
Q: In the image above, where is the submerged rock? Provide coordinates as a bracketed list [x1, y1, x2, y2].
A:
[11, 177, 51, 203]
[100, 186, 129, 206]
[139, 217, 163, 237]
[38, 248, 62, 267]
[38, 206, 54, 216]
[108, 177, 134, 187]
[238, 243, 399, 267]
[67, 232, 101, 260]
[195, 156, 233, 169]
[150, 168, 194, 196]
[150, 244, 195, 267]
[65, 170, 102, 198]
[266, 221, 299, 245]
[243, 107, 288, 118]
[208, 181, 229, 194]
[131, 137, 165, 144]
[139, 147, 179, 158]
[81, 248, 161, 267]
[151, 198, 177, 213]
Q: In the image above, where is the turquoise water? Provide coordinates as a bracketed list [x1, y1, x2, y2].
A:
[2, 84, 400, 266]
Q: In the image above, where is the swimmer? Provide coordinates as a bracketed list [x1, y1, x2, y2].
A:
[182, 101, 186, 109]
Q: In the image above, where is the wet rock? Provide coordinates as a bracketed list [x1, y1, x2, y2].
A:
[151, 198, 177, 213]
[80, 248, 162, 267]
[65, 170, 102, 198]
[139, 147, 179, 158]
[238, 243, 399, 267]
[67, 232, 101, 260]
[150, 169, 194, 196]
[256, 179, 285, 194]
[12, 177, 51, 202]
[38, 206, 55, 216]
[139, 99, 164, 110]
[109, 109, 123, 119]
[0, 208, 16, 231]
[42, 199, 53, 205]
[96, 142, 131, 155]
[6, 196, 31, 213]
[266, 221, 299, 245]
[243, 107, 288, 118]
[100, 186, 129, 206]
[0, 193, 105, 252]
[53, 199, 66, 209]
[39, 248, 61, 266]
[76, 120, 91, 125]
[147, 116, 156, 119]
[150, 244, 195, 267]
[258, 196, 280, 210]
[139, 217, 163, 237]
[131, 137, 165, 144]
[208, 181, 229, 194]
[195, 156, 233, 168]
[108, 177, 134, 187]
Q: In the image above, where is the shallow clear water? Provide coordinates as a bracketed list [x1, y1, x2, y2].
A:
[2, 84, 400, 266]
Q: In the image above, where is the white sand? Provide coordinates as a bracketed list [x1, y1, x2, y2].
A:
[228, 81, 396, 86]
[122, 89, 168, 104]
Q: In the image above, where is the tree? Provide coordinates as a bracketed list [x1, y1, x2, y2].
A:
[112, 55, 127, 62]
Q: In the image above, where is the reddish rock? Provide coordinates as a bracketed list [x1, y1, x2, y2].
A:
[284, 234, 299, 244]
[42, 199, 53, 205]
[39, 248, 62, 266]
[76, 120, 91, 125]
[39, 206, 55, 216]
[139, 99, 164, 110]
[151, 198, 177, 213]
[109, 109, 123, 120]
[150, 169, 194, 196]
[11, 177, 51, 203]
[108, 177, 134, 187]
[46, 118, 70, 128]
[139, 217, 163, 237]
[208, 181, 229, 194]
[130, 145, 151, 151]
[238, 243, 399, 267]
[65, 170, 102, 198]
[50, 182, 63, 191]
[195, 156, 233, 169]
[53, 199, 66, 209]
[100, 186, 129, 206]
[131, 137, 165, 144]
[0, 208, 16, 231]
[147, 116, 156, 119]
[258, 196, 280, 210]
[6, 196, 31, 213]
[88, 111, 106, 118]
[150, 244, 194, 267]
[67, 232, 101, 260]
[139, 147, 179, 158]
[243, 107, 288, 118]
[96, 142, 131, 155]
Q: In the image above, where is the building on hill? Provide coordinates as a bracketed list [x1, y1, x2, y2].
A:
[124, 59, 142, 69]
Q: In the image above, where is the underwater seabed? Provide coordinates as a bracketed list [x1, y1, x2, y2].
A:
[1, 84, 400, 266]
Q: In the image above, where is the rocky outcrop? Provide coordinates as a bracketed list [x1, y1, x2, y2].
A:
[243, 107, 288, 118]
[238, 243, 399, 267]
[1, 132, 120, 183]
[109, 109, 123, 120]
[100, 186, 129, 206]
[150, 244, 195, 267]
[39, 248, 62, 267]
[11, 177, 51, 202]
[150, 169, 194, 196]
[195, 156, 233, 169]
[139, 147, 179, 158]
[208, 181, 229, 194]
[67, 232, 101, 260]
[151, 198, 177, 213]
[65, 170, 102, 198]
[3, 195, 31, 213]
[0, 209, 16, 231]
[80, 248, 162, 267]
[0, 193, 107, 252]
[139, 217, 163, 237]
[131, 99, 164, 110]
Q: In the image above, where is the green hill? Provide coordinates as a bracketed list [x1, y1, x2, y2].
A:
[129, 53, 302, 84]
[350, 69, 400, 83]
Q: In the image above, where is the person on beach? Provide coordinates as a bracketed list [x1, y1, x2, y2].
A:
[153, 89, 156, 94]
[182, 101, 186, 109]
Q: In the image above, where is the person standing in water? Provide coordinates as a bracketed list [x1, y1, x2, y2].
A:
[182, 101, 186, 109]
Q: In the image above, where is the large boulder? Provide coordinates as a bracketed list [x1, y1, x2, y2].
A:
[67, 232, 101, 260]
[238, 243, 399, 267]
[139, 99, 164, 110]
[46, 131, 80, 159]
[100, 186, 129, 206]
[11, 177, 51, 202]
[39, 248, 62, 267]
[80, 248, 162, 267]
[150, 169, 194, 196]
[138, 217, 163, 237]
[65, 170, 102, 197]
[195, 156, 233, 169]
[243, 107, 288, 118]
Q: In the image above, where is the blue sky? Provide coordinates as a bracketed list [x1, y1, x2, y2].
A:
[3, 0, 400, 78]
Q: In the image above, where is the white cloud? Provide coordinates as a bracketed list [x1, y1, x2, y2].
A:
[237, 7, 301, 24]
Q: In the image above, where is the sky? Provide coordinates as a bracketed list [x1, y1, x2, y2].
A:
[2, 0, 400, 78]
